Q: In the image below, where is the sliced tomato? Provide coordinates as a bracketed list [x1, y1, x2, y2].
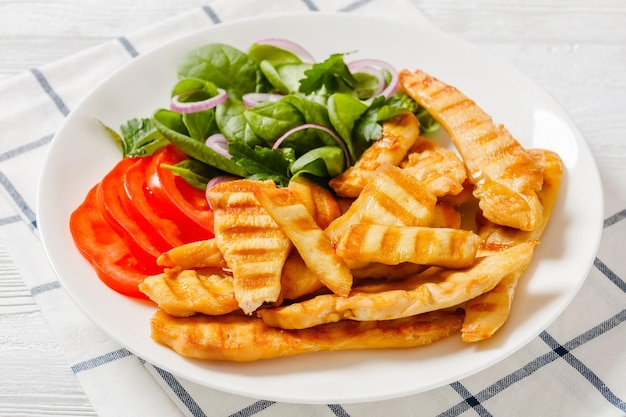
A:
[95, 157, 162, 274]
[70, 185, 150, 299]
[145, 145, 214, 241]
[120, 156, 185, 250]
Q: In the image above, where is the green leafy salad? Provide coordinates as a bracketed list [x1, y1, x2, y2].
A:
[104, 38, 439, 189]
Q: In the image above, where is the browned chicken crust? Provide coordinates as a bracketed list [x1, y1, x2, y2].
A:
[461, 149, 563, 342]
[400, 69, 544, 231]
[150, 308, 464, 361]
[258, 242, 536, 329]
[206, 179, 292, 314]
[329, 112, 420, 198]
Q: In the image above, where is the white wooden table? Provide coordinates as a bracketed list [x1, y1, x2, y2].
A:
[1, 0, 624, 415]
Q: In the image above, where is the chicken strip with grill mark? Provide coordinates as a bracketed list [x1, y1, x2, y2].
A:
[258, 242, 536, 329]
[329, 112, 420, 198]
[400, 69, 544, 231]
[150, 308, 464, 361]
[336, 224, 481, 269]
[400, 136, 467, 198]
[325, 163, 437, 245]
[255, 187, 353, 297]
[206, 179, 292, 314]
[139, 268, 239, 317]
[462, 149, 563, 342]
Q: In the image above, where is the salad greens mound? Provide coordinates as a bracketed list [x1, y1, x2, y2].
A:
[104, 41, 439, 189]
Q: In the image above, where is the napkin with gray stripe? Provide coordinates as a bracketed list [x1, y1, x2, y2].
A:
[0, 0, 624, 416]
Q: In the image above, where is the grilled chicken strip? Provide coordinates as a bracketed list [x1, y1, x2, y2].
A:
[255, 187, 353, 297]
[156, 238, 226, 269]
[257, 242, 536, 329]
[139, 268, 239, 317]
[288, 177, 342, 230]
[206, 179, 292, 314]
[336, 224, 481, 269]
[400, 136, 467, 198]
[150, 308, 464, 361]
[400, 69, 544, 231]
[329, 112, 420, 198]
[325, 163, 437, 245]
[462, 149, 563, 342]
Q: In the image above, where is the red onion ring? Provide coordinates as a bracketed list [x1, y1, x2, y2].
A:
[347, 59, 399, 99]
[207, 174, 239, 189]
[206, 174, 240, 210]
[242, 93, 284, 108]
[171, 88, 228, 114]
[272, 123, 351, 167]
[255, 38, 316, 63]
[205, 133, 231, 159]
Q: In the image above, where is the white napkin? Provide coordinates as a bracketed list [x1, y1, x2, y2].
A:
[0, 0, 624, 416]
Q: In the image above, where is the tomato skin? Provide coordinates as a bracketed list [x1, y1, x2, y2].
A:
[145, 145, 214, 241]
[70, 144, 216, 299]
[120, 157, 185, 250]
[70, 185, 149, 299]
[95, 157, 162, 274]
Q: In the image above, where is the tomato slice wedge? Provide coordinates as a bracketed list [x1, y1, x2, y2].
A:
[120, 156, 185, 250]
[145, 145, 214, 241]
[69, 185, 150, 299]
[95, 157, 162, 274]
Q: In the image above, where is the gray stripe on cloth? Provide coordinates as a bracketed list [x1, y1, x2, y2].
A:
[0, 215, 22, 226]
[118, 36, 139, 57]
[604, 208, 626, 228]
[71, 348, 134, 373]
[439, 308, 626, 417]
[339, 0, 375, 12]
[541, 324, 626, 412]
[328, 404, 350, 417]
[300, 0, 319, 11]
[30, 280, 61, 296]
[202, 5, 221, 23]
[594, 257, 626, 292]
[0, 134, 53, 163]
[228, 400, 275, 417]
[30, 68, 70, 116]
[0, 170, 37, 228]
[153, 366, 207, 417]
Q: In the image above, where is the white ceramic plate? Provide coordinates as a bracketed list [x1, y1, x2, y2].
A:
[37, 13, 603, 404]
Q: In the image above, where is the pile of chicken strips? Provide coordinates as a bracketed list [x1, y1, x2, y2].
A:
[139, 69, 564, 361]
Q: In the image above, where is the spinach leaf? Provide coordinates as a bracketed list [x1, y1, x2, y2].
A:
[291, 146, 345, 179]
[327, 93, 368, 162]
[243, 100, 306, 146]
[100, 118, 168, 158]
[153, 108, 248, 177]
[177, 43, 260, 96]
[215, 96, 264, 147]
[228, 142, 292, 187]
[248, 43, 302, 66]
[172, 78, 219, 102]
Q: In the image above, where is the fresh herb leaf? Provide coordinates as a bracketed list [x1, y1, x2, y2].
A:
[161, 159, 223, 190]
[228, 142, 292, 187]
[153, 109, 249, 177]
[299, 53, 356, 94]
[100, 118, 167, 158]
